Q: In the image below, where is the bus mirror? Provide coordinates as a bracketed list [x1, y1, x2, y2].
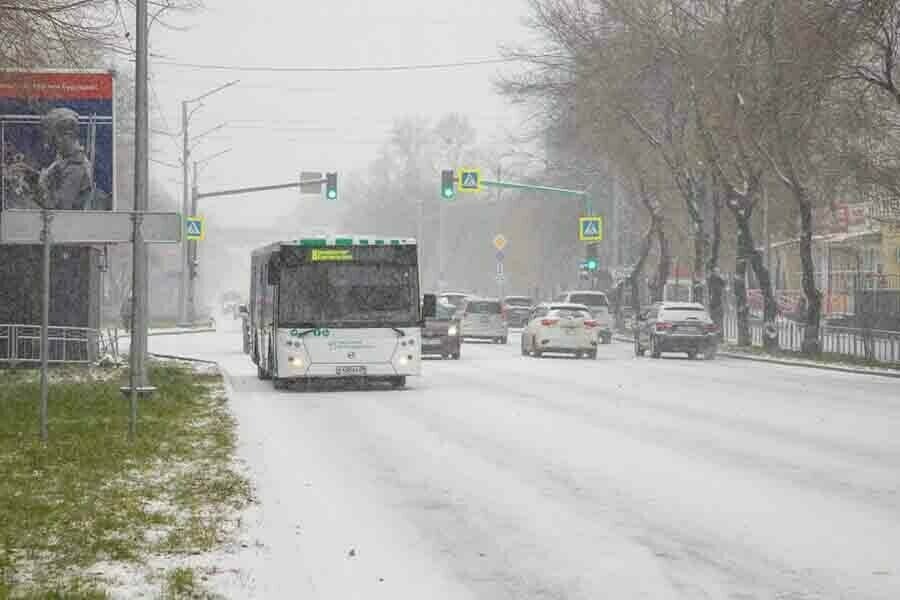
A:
[422, 294, 437, 319]
[238, 304, 248, 316]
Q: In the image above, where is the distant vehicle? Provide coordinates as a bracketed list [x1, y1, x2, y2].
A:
[634, 302, 718, 360]
[502, 295, 534, 328]
[248, 235, 435, 389]
[438, 292, 471, 314]
[422, 299, 461, 359]
[459, 297, 508, 344]
[521, 303, 598, 359]
[554, 290, 613, 344]
[238, 303, 250, 354]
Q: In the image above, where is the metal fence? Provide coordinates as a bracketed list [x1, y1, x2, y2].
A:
[723, 315, 900, 364]
[0, 324, 100, 365]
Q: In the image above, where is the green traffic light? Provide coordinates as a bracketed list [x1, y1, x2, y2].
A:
[327, 190, 337, 199]
[587, 259, 598, 271]
[442, 188, 454, 198]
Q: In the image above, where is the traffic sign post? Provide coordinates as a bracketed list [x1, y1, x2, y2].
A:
[459, 169, 481, 192]
[579, 216, 603, 242]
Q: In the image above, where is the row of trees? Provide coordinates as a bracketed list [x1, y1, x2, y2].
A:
[500, 0, 900, 354]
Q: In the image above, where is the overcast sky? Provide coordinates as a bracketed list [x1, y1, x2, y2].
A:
[143, 0, 534, 228]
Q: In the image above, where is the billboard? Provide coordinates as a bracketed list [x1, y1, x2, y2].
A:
[0, 70, 115, 211]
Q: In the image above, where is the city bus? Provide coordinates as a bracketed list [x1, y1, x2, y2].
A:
[248, 235, 435, 389]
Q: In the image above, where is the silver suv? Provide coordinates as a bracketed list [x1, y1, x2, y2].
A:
[459, 297, 509, 344]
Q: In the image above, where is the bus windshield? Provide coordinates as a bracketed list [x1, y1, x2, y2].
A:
[278, 262, 419, 326]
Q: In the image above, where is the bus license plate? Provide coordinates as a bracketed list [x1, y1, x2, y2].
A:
[336, 366, 366, 376]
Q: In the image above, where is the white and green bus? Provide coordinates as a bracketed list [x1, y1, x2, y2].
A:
[248, 235, 435, 389]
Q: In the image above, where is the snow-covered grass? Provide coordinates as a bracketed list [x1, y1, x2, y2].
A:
[0, 361, 252, 598]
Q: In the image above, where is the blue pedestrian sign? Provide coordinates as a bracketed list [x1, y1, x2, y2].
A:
[459, 168, 481, 192]
[578, 216, 603, 242]
[185, 216, 204, 241]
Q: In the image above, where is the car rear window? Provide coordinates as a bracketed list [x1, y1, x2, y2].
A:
[569, 293, 609, 307]
[661, 308, 709, 321]
[504, 297, 532, 306]
[549, 309, 590, 319]
[466, 301, 501, 314]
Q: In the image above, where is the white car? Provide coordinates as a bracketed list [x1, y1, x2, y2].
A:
[521, 303, 599, 359]
[459, 297, 509, 344]
[554, 290, 613, 343]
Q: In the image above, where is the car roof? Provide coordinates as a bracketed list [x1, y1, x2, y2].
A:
[440, 292, 470, 297]
[504, 295, 532, 300]
[562, 290, 608, 297]
[466, 297, 500, 303]
[658, 302, 707, 310]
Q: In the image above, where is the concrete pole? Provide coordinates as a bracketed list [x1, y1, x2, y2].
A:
[187, 161, 199, 323]
[179, 101, 189, 325]
[129, 0, 150, 435]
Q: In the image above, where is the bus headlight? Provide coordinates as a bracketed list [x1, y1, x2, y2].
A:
[447, 325, 458, 336]
[288, 356, 303, 367]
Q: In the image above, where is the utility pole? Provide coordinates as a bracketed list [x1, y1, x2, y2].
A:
[129, 0, 150, 437]
[179, 101, 189, 325]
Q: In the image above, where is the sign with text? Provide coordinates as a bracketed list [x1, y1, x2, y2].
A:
[0, 71, 115, 211]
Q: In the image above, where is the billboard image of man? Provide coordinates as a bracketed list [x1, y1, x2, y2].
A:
[5, 107, 94, 209]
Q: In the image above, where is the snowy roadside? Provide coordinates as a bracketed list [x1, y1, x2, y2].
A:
[0, 360, 253, 599]
[612, 333, 900, 378]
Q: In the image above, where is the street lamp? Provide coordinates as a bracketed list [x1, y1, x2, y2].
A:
[178, 80, 238, 326]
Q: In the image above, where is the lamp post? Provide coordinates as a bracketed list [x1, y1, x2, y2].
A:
[178, 80, 238, 325]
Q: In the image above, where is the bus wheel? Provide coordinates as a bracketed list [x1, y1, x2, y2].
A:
[390, 376, 406, 388]
[257, 364, 271, 380]
[273, 378, 288, 390]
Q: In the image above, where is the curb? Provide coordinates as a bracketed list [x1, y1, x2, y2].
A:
[118, 328, 217, 339]
[149, 352, 219, 365]
[717, 351, 900, 379]
[613, 333, 899, 379]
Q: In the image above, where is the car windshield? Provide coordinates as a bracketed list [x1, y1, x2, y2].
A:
[466, 301, 501, 314]
[435, 302, 456, 320]
[278, 263, 419, 326]
[569, 293, 609, 307]
[441, 295, 468, 309]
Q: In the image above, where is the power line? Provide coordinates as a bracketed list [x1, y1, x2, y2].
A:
[150, 56, 525, 73]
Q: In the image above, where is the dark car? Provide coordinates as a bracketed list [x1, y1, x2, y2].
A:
[635, 302, 718, 359]
[422, 301, 461, 359]
[502, 295, 534, 328]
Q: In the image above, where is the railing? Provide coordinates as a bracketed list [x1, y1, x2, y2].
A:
[723, 315, 900, 364]
[0, 324, 100, 365]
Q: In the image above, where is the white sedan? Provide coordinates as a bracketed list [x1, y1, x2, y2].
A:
[520, 303, 599, 359]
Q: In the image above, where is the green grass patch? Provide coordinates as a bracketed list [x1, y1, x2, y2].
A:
[724, 344, 900, 371]
[0, 363, 252, 597]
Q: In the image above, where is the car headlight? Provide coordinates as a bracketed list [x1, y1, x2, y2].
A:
[447, 325, 458, 336]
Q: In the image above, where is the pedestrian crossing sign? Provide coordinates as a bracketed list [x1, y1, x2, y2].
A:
[185, 216, 204, 241]
[459, 168, 481, 192]
[578, 216, 603, 242]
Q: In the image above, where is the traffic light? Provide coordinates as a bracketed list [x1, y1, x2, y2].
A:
[586, 258, 598, 271]
[325, 172, 338, 200]
[441, 169, 455, 200]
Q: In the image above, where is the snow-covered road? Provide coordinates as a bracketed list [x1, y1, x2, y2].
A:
[151, 326, 900, 599]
